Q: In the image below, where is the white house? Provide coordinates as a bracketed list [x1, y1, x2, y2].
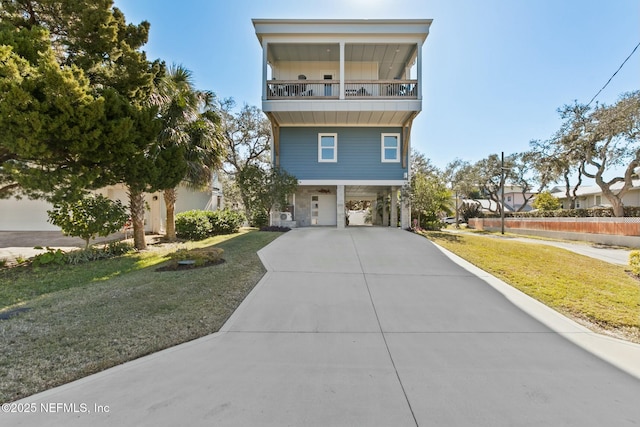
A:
[0, 178, 223, 233]
[550, 180, 640, 209]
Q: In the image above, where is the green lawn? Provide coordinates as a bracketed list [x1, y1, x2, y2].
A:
[0, 229, 282, 403]
[420, 231, 640, 343]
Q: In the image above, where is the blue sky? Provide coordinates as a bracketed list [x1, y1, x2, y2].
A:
[114, 0, 639, 173]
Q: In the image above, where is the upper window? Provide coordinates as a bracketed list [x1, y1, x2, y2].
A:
[381, 133, 401, 163]
[318, 133, 337, 162]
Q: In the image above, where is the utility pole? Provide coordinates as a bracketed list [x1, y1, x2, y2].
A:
[500, 151, 505, 235]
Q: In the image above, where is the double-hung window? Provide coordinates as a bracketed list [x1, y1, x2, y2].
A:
[318, 133, 337, 162]
[381, 133, 400, 163]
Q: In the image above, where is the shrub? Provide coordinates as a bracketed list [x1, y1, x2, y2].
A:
[250, 209, 269, 228]
[32, 248, 66, 267]
[65, 242, 135, 265]
[482, 206, 637, 219]
[47, 194, 129, 249]
[176, 209, 245, 240]
[206, 209, 245, 234]
[175, 210, 213, 240]
[168, 247, 224, 267]
[460, 202, 483, 222]
[630, 251, 640, 276]
[532, 191, 561, 211]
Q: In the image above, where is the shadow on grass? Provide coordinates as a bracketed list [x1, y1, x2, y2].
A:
[0, 230, 283, 310]
[416, 230, 464, 243]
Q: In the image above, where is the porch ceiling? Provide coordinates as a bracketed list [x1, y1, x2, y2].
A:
[267, 43, 417, 80]
[267, 109, 418, 127]
[346, 185, 390, 199]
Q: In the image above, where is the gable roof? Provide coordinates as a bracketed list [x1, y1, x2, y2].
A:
[551, 179, 640, 198]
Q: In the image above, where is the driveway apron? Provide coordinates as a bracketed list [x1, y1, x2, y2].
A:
[6, 227, 640, 426]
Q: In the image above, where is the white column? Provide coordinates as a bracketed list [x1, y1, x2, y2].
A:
[336, 185, 345, 229]
[401, 186, 411, 230]
[262, 40, 268, 100]
[339, 42, 345, 100]
[390, 186, 398, 228]
[382, 192, 389, 227]
[416, 42, 422, 100]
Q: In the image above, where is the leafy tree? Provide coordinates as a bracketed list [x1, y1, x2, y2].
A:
[571, 92, 640, 216]
[219, 171, 243, 211]
[532, 191, 561, 211]
[444, 157, 475, 222]
[236, 165, 298, 226]
[408, 153, 452, 229]
[212, 99, 272, 219]
[218, 100, 271, 173]
[459, 201, 483, 222]
[0, 0, 188, 250]
[528, 137, 584, 208]
[508, 151, 538, 212]
[47, 194, 128, 249]
[154, 65, 224, 240]
[467, 154, 511, 215]
[533, 91, 640, 216]
[0, 25, 112, 200]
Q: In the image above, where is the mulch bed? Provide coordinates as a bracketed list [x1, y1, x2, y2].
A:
[155, 259, 225, 272]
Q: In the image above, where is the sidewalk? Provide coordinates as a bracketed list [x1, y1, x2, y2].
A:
[445, 228, 632, 265]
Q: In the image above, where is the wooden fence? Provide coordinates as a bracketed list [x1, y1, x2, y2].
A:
[468, 217, 640, 247]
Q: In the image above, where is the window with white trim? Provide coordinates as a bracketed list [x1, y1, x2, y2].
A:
[318, 133, 337, 162]
[381, 133, 400, 163]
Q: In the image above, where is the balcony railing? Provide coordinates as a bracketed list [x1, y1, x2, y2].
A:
[266, 80, 418, 100]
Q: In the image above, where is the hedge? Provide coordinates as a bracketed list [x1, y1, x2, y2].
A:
[175, 209, 246, 240]
[481, 206, 640, 219]
[630, 251, 640, 276]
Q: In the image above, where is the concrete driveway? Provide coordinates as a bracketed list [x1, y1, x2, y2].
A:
[5, 227, 640, 426]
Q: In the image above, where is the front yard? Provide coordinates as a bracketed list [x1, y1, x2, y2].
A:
[420, 231, 640, 344]
[0, 229, 282, 403]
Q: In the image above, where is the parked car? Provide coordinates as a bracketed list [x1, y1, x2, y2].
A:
[443, 216, 463, 224]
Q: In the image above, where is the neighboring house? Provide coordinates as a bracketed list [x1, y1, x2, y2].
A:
[502, 185, 536, 212]
[551, 180, 640, 209]
[0, 180, 221, 233]
[253, 19, 432, 228]
[461, 199, 509, 214]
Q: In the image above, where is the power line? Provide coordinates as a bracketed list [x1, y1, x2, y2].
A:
[586, 41, 640, 107]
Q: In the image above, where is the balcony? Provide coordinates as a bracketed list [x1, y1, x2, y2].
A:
[254, 20, 431, 126]
[266, 80, 418, 100]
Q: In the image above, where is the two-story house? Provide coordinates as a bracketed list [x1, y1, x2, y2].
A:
[253, 19, 432, 229]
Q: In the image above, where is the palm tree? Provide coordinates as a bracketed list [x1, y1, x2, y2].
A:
[156, 65, 224, 240]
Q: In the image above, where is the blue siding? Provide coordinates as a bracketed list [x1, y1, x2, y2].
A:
[279, 127, 407, 180]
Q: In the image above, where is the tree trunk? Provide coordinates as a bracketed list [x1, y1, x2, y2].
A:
[611, 200, 625, 217]
[164, 188, 178, 241]
[129, 189, 147, 250]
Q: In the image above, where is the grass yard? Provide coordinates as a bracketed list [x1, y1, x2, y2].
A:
[0, 229, 282, 403]
[420, 231, 640, 343]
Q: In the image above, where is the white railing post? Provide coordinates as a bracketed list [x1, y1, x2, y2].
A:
[262, 40, 268, 100]
[339, 42, 345, 100]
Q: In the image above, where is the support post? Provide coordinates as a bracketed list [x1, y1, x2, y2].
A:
[337, 185, 345, 229]
[390, 186, 398, 228]
[382, 191, 389, 227]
